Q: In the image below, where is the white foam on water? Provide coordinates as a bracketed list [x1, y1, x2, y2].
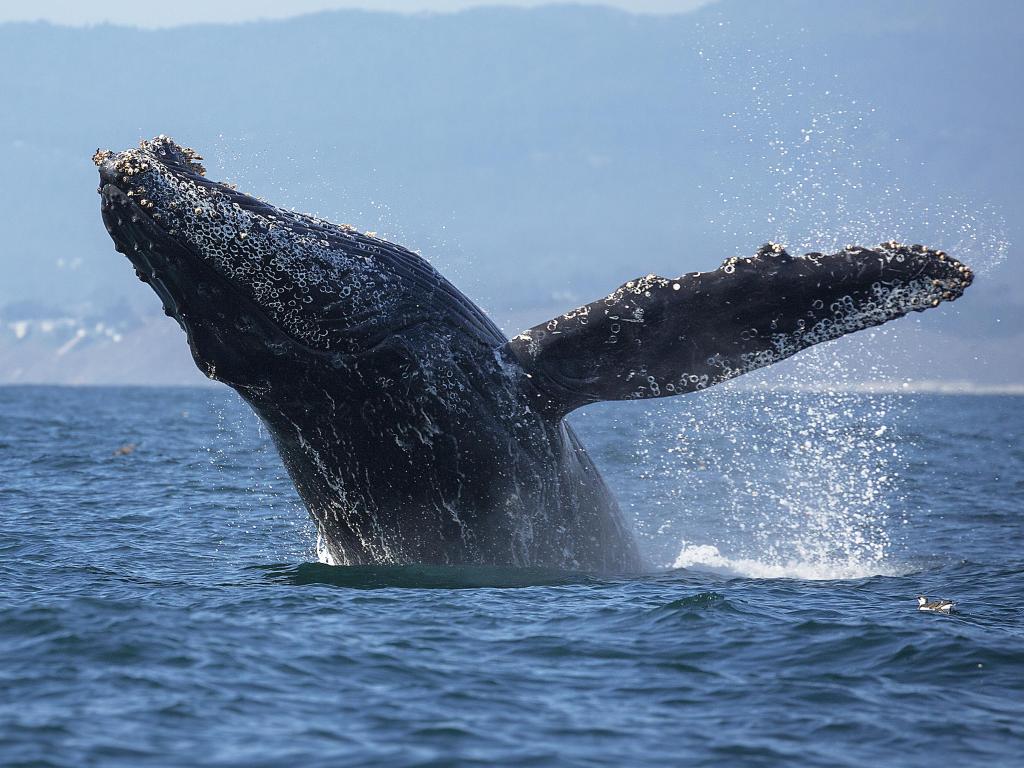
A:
[671, 542, 902, 581]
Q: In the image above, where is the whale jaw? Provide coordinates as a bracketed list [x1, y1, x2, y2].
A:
[98, 176, 303, 389]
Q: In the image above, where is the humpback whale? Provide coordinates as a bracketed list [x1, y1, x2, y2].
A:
[95, 137, 973, 572]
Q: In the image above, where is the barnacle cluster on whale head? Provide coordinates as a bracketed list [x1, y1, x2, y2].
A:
[95, 135, 407, 353]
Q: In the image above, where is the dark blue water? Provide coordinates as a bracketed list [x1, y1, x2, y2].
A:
[1, 386, 1022, 767]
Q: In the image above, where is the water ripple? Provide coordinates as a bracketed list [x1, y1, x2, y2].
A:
[0, 388, 1022, 766]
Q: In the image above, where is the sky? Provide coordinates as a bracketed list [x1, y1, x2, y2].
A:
[0, 0, 1018, 388]
[0, 0, 715, 27]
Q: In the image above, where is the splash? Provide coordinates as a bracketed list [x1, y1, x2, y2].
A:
[650, 18, 1008, 578]
[633, 387, 905, 578]
[693, 19, 1008, 275]
[671, 543, 901, 580]
[315, 529, 339, 565]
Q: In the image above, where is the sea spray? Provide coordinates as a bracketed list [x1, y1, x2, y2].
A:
[648, 16, 1008, 577]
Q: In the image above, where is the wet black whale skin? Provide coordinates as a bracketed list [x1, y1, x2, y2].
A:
[97, 138, 972, 571]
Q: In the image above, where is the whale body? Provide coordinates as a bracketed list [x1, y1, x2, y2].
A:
[95, 137, 973, 571]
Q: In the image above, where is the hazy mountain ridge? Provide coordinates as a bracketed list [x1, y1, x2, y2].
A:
[0, 1, 1019, 384]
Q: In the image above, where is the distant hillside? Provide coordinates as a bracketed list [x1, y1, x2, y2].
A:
[0, 1, 1020, 385]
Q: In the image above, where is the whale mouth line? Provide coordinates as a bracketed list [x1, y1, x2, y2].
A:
[98, 179, 359, 365]
[96, 135, 503, 361]
[99, 182, 188, 318]
[99, 182, 244, 336]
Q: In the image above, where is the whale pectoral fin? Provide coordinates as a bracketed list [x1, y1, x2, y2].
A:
[502, 243, 972, 418]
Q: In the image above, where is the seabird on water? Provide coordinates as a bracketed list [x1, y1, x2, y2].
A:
[917, 595, 955, 613]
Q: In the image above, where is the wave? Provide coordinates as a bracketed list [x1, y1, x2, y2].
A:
[255, 562, 601, 590]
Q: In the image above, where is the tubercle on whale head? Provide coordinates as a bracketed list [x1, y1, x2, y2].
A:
[95, 135, 441, 390]
[94, 135, 206, 180]
[98, 179, 301, 390]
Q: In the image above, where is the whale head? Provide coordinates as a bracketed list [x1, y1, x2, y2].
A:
[95, 136, 494, 391]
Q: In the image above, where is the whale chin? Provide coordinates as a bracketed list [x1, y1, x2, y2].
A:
[99, 181, 299, 389]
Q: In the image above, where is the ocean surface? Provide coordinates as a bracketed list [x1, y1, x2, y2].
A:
[1, 385, 1022, 767]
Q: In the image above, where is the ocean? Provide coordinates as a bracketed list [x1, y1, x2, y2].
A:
[1, 385, 1021, 767]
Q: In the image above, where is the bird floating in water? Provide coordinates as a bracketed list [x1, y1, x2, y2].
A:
[917, 595, 955, 613]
